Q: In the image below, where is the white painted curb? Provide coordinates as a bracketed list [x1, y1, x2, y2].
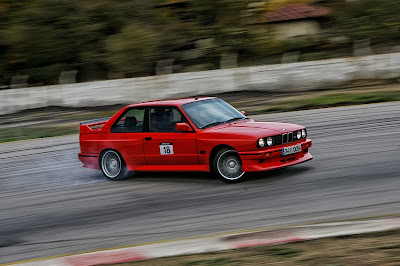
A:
[6, 217, 400, 266]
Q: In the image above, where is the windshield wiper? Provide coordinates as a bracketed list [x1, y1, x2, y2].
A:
[224, 117, 247, 123]
[201, 117, 247, 129]
[200, 121, 226, 129]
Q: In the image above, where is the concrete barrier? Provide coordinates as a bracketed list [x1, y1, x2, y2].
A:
[1, 52, 400, 115]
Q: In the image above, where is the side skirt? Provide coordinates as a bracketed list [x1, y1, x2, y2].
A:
[132, 165, 210, 172]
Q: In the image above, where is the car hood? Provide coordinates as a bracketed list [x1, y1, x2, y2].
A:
[204, 120, 303, 137]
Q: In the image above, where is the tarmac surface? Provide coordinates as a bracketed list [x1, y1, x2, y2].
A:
[1, 102, 400, 264]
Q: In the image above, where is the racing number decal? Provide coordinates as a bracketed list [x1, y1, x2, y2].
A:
[160, 143, 174, 155]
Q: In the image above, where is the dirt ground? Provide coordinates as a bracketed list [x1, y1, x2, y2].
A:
[108, 229, 400, 266]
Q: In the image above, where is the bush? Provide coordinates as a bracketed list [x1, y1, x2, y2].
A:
[334, 0, 400, 43]
[105, 24, 161, 77]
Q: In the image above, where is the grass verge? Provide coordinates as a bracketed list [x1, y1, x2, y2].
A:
[1, 90, 399, 143]
[262, 91, 400, 114]
[110, 229, 400, 266]
[0, 125, 79, 143]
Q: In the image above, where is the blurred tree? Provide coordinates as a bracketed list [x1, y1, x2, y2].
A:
[181, 0, 280, 64]
[187, 0, 249, 48]
[0, 0, 8, 75]
[0, 0, 78, 84]
[0, 0, 173, 83]
[245, 27, 285, 57]
[335, 0, 400, 43]
[105, 24, 161, 77]
[265, 0, 315, 12]
[0, 0, 398, 85]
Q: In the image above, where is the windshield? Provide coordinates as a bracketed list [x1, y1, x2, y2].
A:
[182, 98, 246, 129]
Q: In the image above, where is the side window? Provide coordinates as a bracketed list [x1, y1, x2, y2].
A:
[149, 107, 186, 132]
[111, 108, 145, 133]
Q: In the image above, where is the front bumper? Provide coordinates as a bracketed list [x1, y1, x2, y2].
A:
[78, 153, 100, 170]
[239, 139, 312, 172]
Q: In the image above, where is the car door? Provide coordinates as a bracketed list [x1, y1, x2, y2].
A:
[108, 107, 147, 167]
[143, 106, 198, 165]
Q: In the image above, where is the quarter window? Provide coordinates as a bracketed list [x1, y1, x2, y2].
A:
[111, 108, 145, 133]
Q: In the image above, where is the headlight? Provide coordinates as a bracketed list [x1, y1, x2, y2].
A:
[297, 131, 301, 139]
[302, 129, 307, 138]
[258, 138, 265, 147]
[266, 137, 273, 146]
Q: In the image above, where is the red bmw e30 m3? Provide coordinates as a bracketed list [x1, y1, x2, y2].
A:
[78, 97, 312, 183]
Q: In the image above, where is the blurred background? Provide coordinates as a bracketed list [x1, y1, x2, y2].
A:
[1, 0, 399, 88]
[1, 1, 400, 265]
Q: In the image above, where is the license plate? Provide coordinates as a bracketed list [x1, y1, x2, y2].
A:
[282, 144, 301, 156]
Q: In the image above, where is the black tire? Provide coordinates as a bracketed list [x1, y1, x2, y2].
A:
[100, 150, 130, 181]
[213, 148, 245, 183]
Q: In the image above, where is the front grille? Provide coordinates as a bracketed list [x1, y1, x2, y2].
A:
[282, 133, 287, 144]
[272, 135, 282, 145]
[274, 131, 299, 146]
[259, 130, 303, 148]
[282, 132, 294, 144]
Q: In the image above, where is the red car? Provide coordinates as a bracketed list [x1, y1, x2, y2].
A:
[79, 97, 312, 183]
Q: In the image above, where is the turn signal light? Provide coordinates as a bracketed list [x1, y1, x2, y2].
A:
[264, 152, 271, 157]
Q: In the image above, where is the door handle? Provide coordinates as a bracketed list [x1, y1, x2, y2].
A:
[145, 137, 152, 140]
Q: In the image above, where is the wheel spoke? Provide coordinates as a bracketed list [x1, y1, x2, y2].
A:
[102, 151, 122, 178]
[216, 150, 244, 181]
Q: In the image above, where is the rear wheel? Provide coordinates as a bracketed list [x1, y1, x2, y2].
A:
[213, 148, 245, 183]
[100, 150, 130, 181]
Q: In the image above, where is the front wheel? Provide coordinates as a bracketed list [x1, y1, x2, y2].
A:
[213, 148, 245, 183]
[100, 150, 130, 181]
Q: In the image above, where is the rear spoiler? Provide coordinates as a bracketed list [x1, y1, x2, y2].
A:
[80, 117, 110, 134]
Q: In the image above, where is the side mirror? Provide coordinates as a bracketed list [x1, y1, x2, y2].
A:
[175, 122, 192, 132]
[240, 111, 246, 116]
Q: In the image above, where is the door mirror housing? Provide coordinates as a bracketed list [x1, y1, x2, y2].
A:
[175, 122, 192, 132]
[240, 110, 246, 116]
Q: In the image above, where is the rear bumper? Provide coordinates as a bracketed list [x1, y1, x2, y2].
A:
[78, 153, 100, 170]
[239, 139, 312, 172]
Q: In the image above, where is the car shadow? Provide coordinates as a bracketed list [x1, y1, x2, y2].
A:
[124, 171, 219, 184]
[245, 165, 313, 183]
[99, 165, 314, 185]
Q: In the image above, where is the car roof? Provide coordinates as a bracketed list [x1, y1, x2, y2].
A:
[127, 97, 216, 108]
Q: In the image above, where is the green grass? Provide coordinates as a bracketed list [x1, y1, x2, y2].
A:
[378, 244, 400, 250]
[183, 257, 241, 266]
[0, 126, 78, 143]
[262, 91, 400, 113]
[0, 108, 119, 143]
[58, 110, 118, 121]
[265, 247, 303, 259]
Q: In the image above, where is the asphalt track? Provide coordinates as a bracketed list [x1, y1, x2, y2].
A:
[1, 102, 399, 264]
